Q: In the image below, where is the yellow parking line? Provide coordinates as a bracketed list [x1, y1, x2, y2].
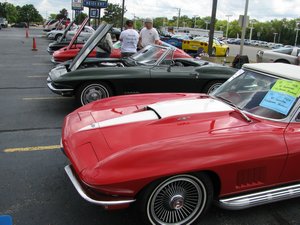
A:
[22, 97, 72, 100]
[4, 145, 60, 153]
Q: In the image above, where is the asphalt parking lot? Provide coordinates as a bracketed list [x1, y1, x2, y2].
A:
[0, 27, 299, 225]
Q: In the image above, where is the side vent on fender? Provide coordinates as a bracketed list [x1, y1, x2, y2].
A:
[236, 167, 266, 189]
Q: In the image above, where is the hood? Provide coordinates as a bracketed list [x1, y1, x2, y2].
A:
[74, 97, 251, 156]
[59, 20, 76, 43]
[62, 94, 251, 174]
[69, 23, 113, 72]
[67, 17, 89, 49]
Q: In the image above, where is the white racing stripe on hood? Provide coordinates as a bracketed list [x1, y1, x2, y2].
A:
[79, 110, 159, 132]
[148, 98, 233, 119]
[79, 98, 233, 132]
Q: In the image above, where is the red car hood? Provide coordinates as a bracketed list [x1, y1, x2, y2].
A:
[62, 93, 250, 176]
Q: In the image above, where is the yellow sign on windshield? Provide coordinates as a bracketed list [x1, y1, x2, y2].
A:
[272, 80, 300, 98]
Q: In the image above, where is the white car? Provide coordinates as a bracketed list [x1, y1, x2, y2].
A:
[43, 20, 59, 32]
[65, 25, 95, 41]
[47, 25, 78, 41]
[257, 47, 300, 65]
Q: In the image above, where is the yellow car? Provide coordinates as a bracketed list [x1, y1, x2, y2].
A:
[182, 37, 229, 57]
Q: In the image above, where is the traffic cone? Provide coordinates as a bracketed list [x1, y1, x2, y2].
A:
[26, 28, 29, 38]
[32, 37, 38, 51]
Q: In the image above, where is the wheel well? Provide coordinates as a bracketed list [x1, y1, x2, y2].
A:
[197, 170, 221, 197]
[274, 59, 290, 64]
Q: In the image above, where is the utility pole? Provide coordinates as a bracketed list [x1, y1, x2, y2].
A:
[239, 0, 249, 55]
[208, 0, 217, 56]
[225, 14, 232, 39]
[176, 8, 181, 29]
[121, 0, 125, 31]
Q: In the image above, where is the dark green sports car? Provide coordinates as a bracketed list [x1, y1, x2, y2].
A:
[47, 24, 237, 106]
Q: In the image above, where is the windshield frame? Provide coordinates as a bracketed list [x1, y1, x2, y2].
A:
[130, 45, 175, 66]
[211, 68, 300, 123]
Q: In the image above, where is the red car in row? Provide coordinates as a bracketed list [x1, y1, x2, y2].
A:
[62, 63, 300, 224]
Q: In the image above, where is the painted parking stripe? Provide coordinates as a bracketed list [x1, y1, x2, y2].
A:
[4, 145, 60, 153]
[32, 63, 53, 66]
[22, 96, 73, 100]
[27, 75, 47, 78]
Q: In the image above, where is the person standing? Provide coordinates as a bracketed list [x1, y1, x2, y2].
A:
[119, 20, 139, 57]
[139, 18, 160, 48]
[96, 32, 113, 58]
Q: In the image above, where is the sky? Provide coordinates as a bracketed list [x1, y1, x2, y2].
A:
[6, 0, 300, 22]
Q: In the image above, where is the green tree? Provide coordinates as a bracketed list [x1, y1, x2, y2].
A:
[102, 3, 126, 28]
[17, 4, 43, 24]
[0, 3, 18, 23]
[49, 14, 57, 20]
[56, 8, 68, 20]
[74, 12, 87, 25]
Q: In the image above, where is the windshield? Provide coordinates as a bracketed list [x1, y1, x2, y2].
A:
[212, 69, 300, 120]
[131, 45, 169, 65]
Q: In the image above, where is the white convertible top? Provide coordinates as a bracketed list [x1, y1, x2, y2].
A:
[243, 63, 300, 81]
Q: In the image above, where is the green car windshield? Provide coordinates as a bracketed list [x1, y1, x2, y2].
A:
[212, 69, 300, 120]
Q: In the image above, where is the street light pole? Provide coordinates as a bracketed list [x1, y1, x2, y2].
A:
[249, 21, 254, 42]
[193, 15, 197, 28]
[225, 14, 232, 39]
[205, 21, 210, 30]
[176, 8, 181, 29]
[239, 0, 249, 56]
[295, 22, 300, 46]
[273, 32, 278, 43]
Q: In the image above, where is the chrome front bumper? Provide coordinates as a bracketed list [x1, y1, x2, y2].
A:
[64, 165, 136, 206]
[47, 77, 74, 96]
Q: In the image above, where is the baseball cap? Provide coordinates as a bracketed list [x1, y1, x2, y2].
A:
[144, 18, 153, 23]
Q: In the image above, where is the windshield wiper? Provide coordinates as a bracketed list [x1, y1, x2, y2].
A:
[213, 95, 252, 123]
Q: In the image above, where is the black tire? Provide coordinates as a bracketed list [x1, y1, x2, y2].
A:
[55, 33, 62, 41]
[136, 173, 214, 225]
[75, 82, 112, 106]
[275, 59, 290, 64]
[203, 80, 225, 94]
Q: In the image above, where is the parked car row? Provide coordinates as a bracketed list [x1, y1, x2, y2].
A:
[226, 38, 286, 49]
[42, 19, 300, 225]
[257, 46, 300, 65]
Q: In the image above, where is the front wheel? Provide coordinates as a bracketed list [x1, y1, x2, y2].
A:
[137, 173, 213, 225]
[55, 33, 63, 41]
[76, 82, 112, 106]
[203, 80, 225, 94]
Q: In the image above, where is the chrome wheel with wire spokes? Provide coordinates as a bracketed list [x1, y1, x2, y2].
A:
[146, 175, 208, 225]
[77, 82, 112, 106]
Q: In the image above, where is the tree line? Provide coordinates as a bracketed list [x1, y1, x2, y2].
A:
[0, 2, 43, 24]
[1, 1, 299, 45]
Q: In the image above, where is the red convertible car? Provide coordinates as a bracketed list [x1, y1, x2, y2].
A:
[52, 40, 191, 63]
[62, 63, 300, 224]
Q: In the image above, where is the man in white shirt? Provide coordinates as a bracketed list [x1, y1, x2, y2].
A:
[119, 20, 139, 57]
[139, 18, 160, 48]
